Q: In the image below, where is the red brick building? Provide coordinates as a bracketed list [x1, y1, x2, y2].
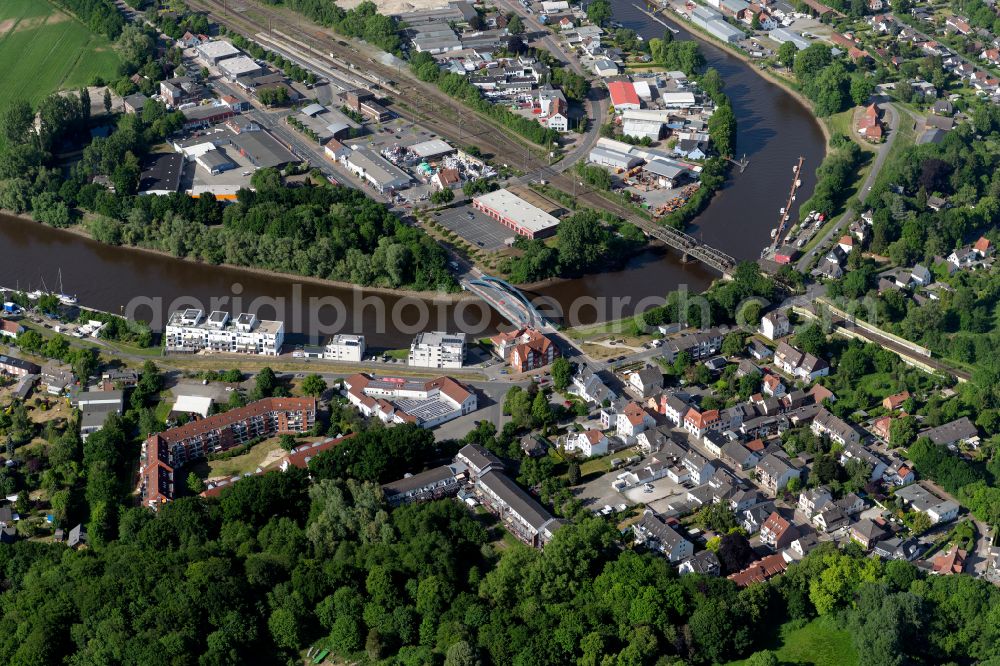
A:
[140, 397, 316, 507]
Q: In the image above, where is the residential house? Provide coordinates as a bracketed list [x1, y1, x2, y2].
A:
[728, 553, 788, 587]
[835, 492, 866, 516]
[611, 402, 656, 440]
[571, 366, 616, 405]
[883, 460, 915, 486]
[678, 550, 720, 576]
[883, 391, 910, 411]
[491, 327, 560, 372]
[774, 342, 829, 382]
[894, 483, 960, 524]
[382, 462, 467, 507]
[628, 365, 664, 398]
[702, 429, 729, 457]
[910, 264, 932, 286]
[811, 408, 860, 446]
[633, 511, 694, 562]
[520, 434, 548, 458]
[0, 320, 23, 339]
[683, 407, 721, 439]
[760, 311, 790, 340]
[660, 392, 690, 426]
[784, 533, 820, 561]
[0, 355, 40, 378]
[721, 441, 760, 470]
[918, 417, 979, 449]
[743, 503, 774, 534]
[760, 511, 799, 550]
[756, 453, 801, 493]
[931, 545, 966, 574]
[797, 486, 832, 517]
[762, 374, 786, 397]
[41, 362, 74, 395]
[839, 441, 888, 481]
[564, 429, 609, 457]
[850, 518, 888, 550]
[812, 506, 848, 532]
[857, 103, 883, 142]
[873, 536, 922, 561]
[682, 450, 716, 485]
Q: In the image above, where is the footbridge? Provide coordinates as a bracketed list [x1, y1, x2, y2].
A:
[462, 274, 547, 329]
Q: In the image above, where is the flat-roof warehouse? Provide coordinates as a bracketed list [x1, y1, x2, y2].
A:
[196, 41, 242, 66]
[472, 188, 560, 239]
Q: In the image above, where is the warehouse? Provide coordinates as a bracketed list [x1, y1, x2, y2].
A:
[644, 160, 690, 188]
[608, 81, 642, 111]
[181, 104, 236, 130]
[196, 149, 236, 175]
[660, 91, 697, 108]
[344, 148, 411, 194]
[219, 56, 264, 81]
[232, 130, 299, 169]
[706, 19, 745, 43]
[622, 111, 663, 141]
[770, 27, 811, 50]
[589, 147, 643, 170]
[196, 41, 241, 66]
[139, 153, 185, 195]
[472, 188, 560, 239]
[408, 139, 456, 160]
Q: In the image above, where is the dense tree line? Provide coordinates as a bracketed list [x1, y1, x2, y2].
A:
[501, 210, 646, 283]
[0, 465, 998, 665]
[410, 52, 561, 147]
[798, 135, 864, 218]
[51, 0, 125, 40]
[907, 436, 1000, 527]
[259, 0, 401, 53]
[793, 43, 873, 117]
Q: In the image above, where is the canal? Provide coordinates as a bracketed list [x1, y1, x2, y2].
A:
[0, 5, 825, 347]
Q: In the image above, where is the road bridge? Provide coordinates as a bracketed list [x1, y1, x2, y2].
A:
[462, 274, 547, 329]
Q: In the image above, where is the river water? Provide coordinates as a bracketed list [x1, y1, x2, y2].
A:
[0, 4, 824, 349]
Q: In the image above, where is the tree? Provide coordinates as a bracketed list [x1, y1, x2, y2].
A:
[1, 99, 34, 145]
[586, 0, 612, 26]
[795, 323, 826, 355]
[745, 650, 779, 666]
[430, 188, 455, 205]
[850, 74, 876, 106]
[778, 41, 798, 68]
[253, 367, 277, 399]
[551, 357, 572, 392]
[531, 389, 552, 428]
[716, 532, 755, 574]
[279, 434, 298, 452]
[187, 472, 205, 494]
[722, 331, 746, 357]
[751, 12, 761, 29]
[300, 374, 327, 398]
[507, 14, 524, 35]
[567, 462, 581, 485]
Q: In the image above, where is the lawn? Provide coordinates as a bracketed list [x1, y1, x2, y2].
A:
[727, 617, 858, 666]
[0, 0, 120, 118]
[188, 438, 287, 480]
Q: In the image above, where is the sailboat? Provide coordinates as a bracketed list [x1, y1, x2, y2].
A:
[57, 269, 77, 305]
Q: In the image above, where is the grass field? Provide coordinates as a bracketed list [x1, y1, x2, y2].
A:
[0, 0, 120, 117]
[727, 617, 858, 666]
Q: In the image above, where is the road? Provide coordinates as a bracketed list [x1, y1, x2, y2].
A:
[796, 100, 904, 272]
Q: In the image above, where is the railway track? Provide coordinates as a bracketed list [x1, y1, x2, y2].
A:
[188, 0, 556, 172]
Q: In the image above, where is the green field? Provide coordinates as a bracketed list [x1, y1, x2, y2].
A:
[0, 0, 120, 116]
[727, 617, 858, 666]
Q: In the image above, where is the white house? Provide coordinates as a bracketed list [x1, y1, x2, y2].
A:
[564, 429, 609, 457]
[633, 511, 694, 562]
[760, 311, 790, 340]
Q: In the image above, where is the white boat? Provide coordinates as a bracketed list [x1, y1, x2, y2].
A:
[796, 179, 802, 186]
[780, 207, 786, 214]
[56, 270, 76, 305]
[26, 290, 42, 301]
[770, 228, 778, 239]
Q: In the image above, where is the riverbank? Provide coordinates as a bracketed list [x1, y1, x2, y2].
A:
[646, 3, 832, 148]
[0, 210, 471, 302]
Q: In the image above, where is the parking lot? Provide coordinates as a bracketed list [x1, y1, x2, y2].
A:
[433, 203, 513, 250]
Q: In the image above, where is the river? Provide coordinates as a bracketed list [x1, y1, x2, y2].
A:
[0, 5, 825, 348]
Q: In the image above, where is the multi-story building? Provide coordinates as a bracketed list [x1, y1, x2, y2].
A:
[476, 470, 565, 548]
[774, 342, 829, 382]
[491, 327, 560, 372]
[760, 511, 799, 550]
[139, 397, 316, 507]
[324, 334, 365, 362]
[755, 453, 801, 493]
[408, 331, 466, 368]
[0, 354, 40, 379]
[564, 429, 609, 457]
[165, 309, 284, 355]
[811, 408, 861, 446]
[760, 311, 790, 340]
[381, 462, 468, 507]
[633, 511, 694, 562]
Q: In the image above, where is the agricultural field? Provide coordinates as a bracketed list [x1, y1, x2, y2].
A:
[0, 0, 120, 118]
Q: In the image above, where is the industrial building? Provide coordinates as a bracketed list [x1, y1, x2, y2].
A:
[325, 334, 366, 362]
[407, 139, 456, 160]
[770, 27, 811, 50]
[219, 55, 264, 81]
[195, 149, 236, 175]
[196, 40, 242, 66]
[608, 81, 642, 111]
[164, 308, 285, 355]
[343, 147, 411, 193]
[138, 153, 185, 195]
[589, 147, 643, 170]
[409, 331, 467, 368]
[706, 19, 745, 43]
[472, 188, 561, 239]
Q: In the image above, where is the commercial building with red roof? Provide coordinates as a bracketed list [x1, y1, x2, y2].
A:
[343, 373, 478, 428]
[608, 81, 641, 111]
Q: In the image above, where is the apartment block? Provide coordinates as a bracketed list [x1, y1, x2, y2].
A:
[165, 309, 284, 355]
[325, 334, 366, 362]
[408, 331, 466, 368]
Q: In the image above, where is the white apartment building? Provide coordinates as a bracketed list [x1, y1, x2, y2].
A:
[325, 334, 365, 362]
[408, 331, 466, 368]
[165, 309, 284, 355]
